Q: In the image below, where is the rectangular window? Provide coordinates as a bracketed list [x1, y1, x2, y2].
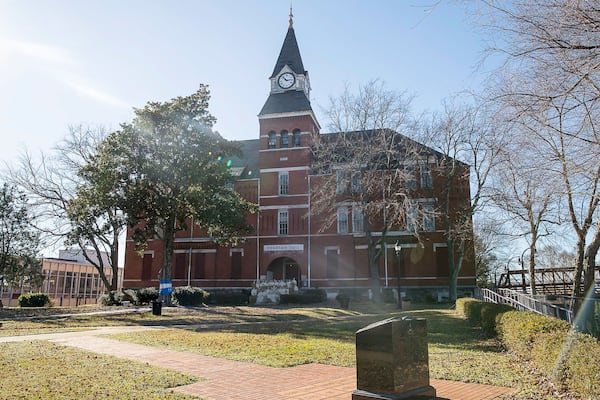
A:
[352, 206, 364, 233]
[337, 207, 348, 234]
[406, 204, 418, 233]
[279, 172, 289, 195]
[404, 165, 417, 190]
[336, 170, 348, 193]
[423, 203, 435, 232]
[231, 251, 242, 279]
[142, 253, 153, 280]
[326, 249, 338, 279]
[279, 210, 289, 235]
[193, 253, 205, 279]
[420, 164, 432, 189]
[351, 172, 360, 193]
[174, 253, 187, 280]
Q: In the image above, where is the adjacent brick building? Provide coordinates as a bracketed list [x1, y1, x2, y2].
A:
[123, 16, 476, 300]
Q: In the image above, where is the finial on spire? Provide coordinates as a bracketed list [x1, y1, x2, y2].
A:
[289, 3, 294, 28]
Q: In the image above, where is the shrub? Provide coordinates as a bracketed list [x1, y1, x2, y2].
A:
[455, 297, 477, 317]
[336, 290, 350, 309]
[171, 286, 209, 306]
[136, 287, 159, 305]
[381, 288, 396, 304]
[279, 289, 325, 305]
[455, 298, 484, 325]
[121, 289, 138, 304]
[18, 293, 50, 307]
[496, 311, 571, 359]
[300, 288, 327, 302]
[99, 291, 121, 306]
[563, 332, 600, 397]
[206, 289, 250, 306]
[480, 303, 514, 336]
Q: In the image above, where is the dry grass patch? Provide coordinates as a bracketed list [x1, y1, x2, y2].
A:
[0, 341, 198, 399]
[0, 305, 359, 338]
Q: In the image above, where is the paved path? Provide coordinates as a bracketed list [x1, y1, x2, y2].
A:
[1, 327, 516, 400]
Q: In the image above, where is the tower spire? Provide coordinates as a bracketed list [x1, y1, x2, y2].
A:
[289, 3, 293, 28]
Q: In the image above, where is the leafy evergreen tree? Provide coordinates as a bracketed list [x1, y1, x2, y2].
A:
[0, 183, 43, 288]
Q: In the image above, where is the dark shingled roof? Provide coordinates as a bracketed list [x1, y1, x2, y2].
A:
[259, 90, 312, 115]
[270, 27, 306, 78]
[228, 139, 260, 179]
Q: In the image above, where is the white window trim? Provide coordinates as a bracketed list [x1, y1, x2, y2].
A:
[352, 206, 364, 233]
[278, 209, 289, 236]
[279, 171, 289, 195]
[337, 206, 349, 234]
[229, 248, 244, 256]
[324, 246, 340, 255]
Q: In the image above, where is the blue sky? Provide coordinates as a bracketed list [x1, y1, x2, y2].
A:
[0, 1, 488, 165]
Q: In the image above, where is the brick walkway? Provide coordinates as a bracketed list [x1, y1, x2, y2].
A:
[1, 328, 515, 399]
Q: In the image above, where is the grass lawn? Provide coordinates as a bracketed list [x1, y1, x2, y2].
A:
[0, 305, 358, 336]
[107, 306, 541, 396]
[1, 303, 557, 398]
[0, 340, 198, 400]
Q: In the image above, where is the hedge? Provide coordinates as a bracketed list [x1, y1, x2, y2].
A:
[205, 289, 250, 306]
[496, 310, 600, 398]
[136, 287, 159, 305]
[455, 298, 515, 336]
[18, 293, 50, 307]
[171, 286, 209, 306]
[279, 288, 327, 305]
[496, 310, 571, 357]
[457, 300, 600, 397]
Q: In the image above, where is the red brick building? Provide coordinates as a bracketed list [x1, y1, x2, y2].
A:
[123, 17, 476, 300]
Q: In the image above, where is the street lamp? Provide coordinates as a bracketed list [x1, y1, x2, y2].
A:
[394, 241, 402, 309]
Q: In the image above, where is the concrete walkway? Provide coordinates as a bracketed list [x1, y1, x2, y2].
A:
[1, 327, 516, 400]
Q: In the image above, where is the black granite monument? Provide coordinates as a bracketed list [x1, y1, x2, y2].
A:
[352, 317, 436, 400]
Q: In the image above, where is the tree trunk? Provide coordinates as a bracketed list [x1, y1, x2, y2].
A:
[110, 226, 120, 291]
[160, 218, 175, 306]
[528, 240, 537, 295]
[366, 228, 381, 302]
[573, 237, 586, 298]
[583, 228, 600, 295]
[448, 238, 457, 303]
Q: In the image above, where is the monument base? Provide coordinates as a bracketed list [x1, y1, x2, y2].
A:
[352, 385, 437, 400]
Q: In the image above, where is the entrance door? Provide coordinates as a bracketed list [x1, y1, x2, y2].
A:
[267, 257, 300, 284]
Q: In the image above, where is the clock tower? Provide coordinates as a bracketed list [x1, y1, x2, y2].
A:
[257, 9, 319, 285]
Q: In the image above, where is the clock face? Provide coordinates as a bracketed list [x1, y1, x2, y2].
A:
[278, 72, 295, 89]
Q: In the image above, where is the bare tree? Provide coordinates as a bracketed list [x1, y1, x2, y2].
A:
[473, 218, 509, 288]
[420, 98, 504, 302]
[3, 125, 124, 291]
[491, 143, 559, 294]
[311, 80, 423, 300]
[479, 0, 600, 297]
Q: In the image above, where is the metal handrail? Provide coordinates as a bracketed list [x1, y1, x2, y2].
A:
[478, 288, 574, 324]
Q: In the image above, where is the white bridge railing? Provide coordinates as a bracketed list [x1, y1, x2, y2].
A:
[478, 288, 574, 324]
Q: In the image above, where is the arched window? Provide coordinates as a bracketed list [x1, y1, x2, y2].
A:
[280, 130, 289, 147]
[268, 131, 276, 149]
[293, 129, 301, 146]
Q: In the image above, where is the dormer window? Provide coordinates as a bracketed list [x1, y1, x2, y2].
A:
[268, 131, 276, 149]
[280, 130, 289, 147]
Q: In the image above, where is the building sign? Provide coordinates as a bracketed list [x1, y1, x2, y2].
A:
[264, 244, 304, 252]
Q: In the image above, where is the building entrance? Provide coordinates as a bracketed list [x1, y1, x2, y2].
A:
[266, 257, 300, 285]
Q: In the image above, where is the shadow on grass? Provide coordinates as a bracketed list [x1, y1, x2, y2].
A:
[2, 304, 503, 356]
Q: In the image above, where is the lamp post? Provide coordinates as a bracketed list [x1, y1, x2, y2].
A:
[394, 241, 402, 309]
